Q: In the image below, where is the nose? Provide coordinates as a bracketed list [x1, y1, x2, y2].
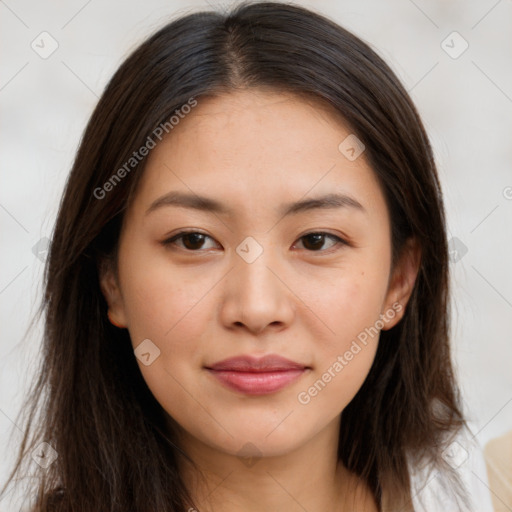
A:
[218, 244, 295, 335]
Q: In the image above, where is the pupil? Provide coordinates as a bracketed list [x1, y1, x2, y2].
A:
[304, 234, 323, 250]
[184, 233, 204, 249]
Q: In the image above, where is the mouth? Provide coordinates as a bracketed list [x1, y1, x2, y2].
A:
[205, 354, 310, 395]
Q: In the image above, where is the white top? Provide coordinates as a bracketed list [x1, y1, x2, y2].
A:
[410, 425, 495, 511]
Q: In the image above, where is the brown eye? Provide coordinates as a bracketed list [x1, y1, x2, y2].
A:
[180, 233, 207, 250]
[162, 231, 346, 253]
[163, 232, 220, 251]
[295, 233, 345, 252]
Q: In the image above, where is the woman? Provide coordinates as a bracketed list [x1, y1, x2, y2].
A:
[1, 2, 485, 510]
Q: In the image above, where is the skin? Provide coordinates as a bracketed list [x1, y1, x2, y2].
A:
[100, 88, 420, 511]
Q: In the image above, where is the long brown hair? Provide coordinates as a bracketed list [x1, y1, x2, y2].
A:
[1, 2, 466, 510]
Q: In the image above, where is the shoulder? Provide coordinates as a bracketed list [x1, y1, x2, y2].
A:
[409, 425, 495, 512]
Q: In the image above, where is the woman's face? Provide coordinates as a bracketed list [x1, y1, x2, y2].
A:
[102, 89, 417, 460]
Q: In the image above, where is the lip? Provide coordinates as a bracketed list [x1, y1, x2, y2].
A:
[205, 355, 309, 395]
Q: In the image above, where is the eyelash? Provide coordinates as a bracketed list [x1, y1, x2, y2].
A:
[161, 230, 349, 254]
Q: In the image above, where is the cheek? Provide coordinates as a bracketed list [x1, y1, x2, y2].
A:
[118, 249, 218, 428]
[117, 243, 220, 417]
[300, 254, 390, 351]
[119, 240, 214, 342]
[292, 254, 390, 410]
[295, 336, 379, 439]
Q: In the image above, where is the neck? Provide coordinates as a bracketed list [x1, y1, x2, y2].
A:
[174, 416, 377, 512]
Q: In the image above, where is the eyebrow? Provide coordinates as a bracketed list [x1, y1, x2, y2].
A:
[145, 191, 366, 217]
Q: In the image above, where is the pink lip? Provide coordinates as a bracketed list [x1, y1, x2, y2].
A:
[205, 355, 309, 395]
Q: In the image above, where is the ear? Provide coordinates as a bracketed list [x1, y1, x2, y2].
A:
[381, 237, 421, 331]
[99, 258, 128, 329]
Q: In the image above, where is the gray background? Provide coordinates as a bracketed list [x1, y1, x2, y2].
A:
[1, 0, 511, 507]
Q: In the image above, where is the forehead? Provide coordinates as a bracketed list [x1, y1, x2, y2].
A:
[128, 88, 386, 223]
[167, 88, 352, 155]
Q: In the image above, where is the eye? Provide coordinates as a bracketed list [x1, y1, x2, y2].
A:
[162, 231, 347, 253]
[293, 232, 346, 252]
[163, 231, 220, 251]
